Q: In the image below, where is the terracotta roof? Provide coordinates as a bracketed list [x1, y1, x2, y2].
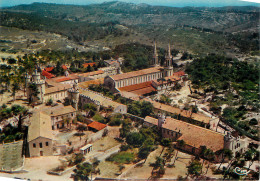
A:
[111, 67, 163, 81]
[119, 81, 156, 95]
[131, 86, 157, 95]
[45, 67, 54, 72]
[50, 74, 79, 83]
[42, 105, 76, 117]
[55, 77, 72, 82]
[78, 70, 104, 77]
[152, 75, 181, 86]
[45, 83, 72, 94]
[162, 117, 224, 152]
[144, 116, 158, 126]
[61, 65, 68, 70]
[173, 71, 186, 77]
[83, 62, 96, 68]
[78, 78, 104, 89]
[28, 112, 53, 142]
[88, 121, 107, 131]
[42, 70, 55, 79]
[147, 100, 211, 124]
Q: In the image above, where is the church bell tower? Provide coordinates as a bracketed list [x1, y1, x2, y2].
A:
[164, 43, 174, 77]
[152, 41, 159, 67]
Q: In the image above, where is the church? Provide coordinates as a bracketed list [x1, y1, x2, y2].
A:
[104, 43, 175, 92]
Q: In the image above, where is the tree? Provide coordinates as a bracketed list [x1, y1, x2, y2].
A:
[216, 149, 233, 171]
[73, 162, 92, 181]
[126, 132, 145, 148]
[150, 156, 166, 178]
[86, 65, 93, 72]
[11, 81, 19, 101]
[249, 118, 258, 126]
[159, 94, 171, 105]
[187, 159, 202, 178]
[244, 148, 259, 171]
[119, 119, 132, 138]
[11, 104, 28, 132]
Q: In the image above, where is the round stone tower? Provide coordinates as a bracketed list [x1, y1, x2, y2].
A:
[27, 69, 45, 104]
[68, 80, 79, 110]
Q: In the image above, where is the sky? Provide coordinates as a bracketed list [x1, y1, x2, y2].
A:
[0, 0, 259, 8]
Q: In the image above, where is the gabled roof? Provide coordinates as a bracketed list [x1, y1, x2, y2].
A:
[45, 67, 54, 72]
[42, 70, 55, 79]
[162, 117, 224, 152]
[173, 71, 186, 77]
[50, 74, 79, 83]
[144, 116, 158, 126]
[78, 78, 104, 89]
[78, 70, 104, 77]
[61, 65, 68, 70]
[42, 105, 76, 117]
[88, 121, 107, 131]
[111, 67, 163, 81]
[147, 100, 211, 124]
[119, 81, 156, 95]
[83, 62, 96, 68]
[28, 112, 53, 142]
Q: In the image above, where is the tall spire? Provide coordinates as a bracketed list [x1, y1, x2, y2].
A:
[168, 43, 171, 58]
[165, 43, 172, 67]
[153, 41, 159, 66]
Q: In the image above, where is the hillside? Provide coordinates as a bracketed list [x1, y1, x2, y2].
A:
[0, 1, 259, 55]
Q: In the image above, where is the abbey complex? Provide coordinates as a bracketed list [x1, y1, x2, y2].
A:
[0, 2, 259, 179]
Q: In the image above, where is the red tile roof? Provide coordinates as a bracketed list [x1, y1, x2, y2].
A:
[55, 77, 72, 82]
[50, 74, 79, 83]
[83, 62, 96, 68]
[163, 117, 224, 152]
[88, 121, 107, 131]
[78, 70, 104, 77]
[119, 81, 156, 95]
[42, 70, 55, 79]
[61, 65, 68, 70]
[45, 67, 54, 72]
[173, 71, 185, 77]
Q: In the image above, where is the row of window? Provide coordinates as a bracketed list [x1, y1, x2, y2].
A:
[51, 113, 74, 121]
[117, 73, 163, 87]
[234, 142, 241, 149]
[162, 128, 176, 137]
[46, 91, 67, 100]
[33, 142, 49, 148]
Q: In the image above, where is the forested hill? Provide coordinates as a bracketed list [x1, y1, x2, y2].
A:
[0, 1, 259, 55]
[2, 2, 259, 33]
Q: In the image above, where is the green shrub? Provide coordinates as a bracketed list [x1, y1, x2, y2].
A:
[109, 118, 121, 126]
[249, 118, 258, 126]
[106, 152, 135, 164]
[93, 113, 105, 123]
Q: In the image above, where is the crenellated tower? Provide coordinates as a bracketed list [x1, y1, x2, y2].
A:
[68, 80, 79, 110]
[27, 69, 45, 104]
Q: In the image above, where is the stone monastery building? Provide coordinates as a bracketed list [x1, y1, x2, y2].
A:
[104, 43, 174, 92]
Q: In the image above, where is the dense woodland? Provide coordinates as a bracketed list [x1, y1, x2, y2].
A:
[186, 55, 259, 139]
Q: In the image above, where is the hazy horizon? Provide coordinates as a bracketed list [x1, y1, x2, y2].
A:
[0, 0, 259, 8]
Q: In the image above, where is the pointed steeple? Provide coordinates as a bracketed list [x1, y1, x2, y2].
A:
[167, 43, 172, 58]
[153, 41, 159, 66]
[165, 43, 172, 67]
